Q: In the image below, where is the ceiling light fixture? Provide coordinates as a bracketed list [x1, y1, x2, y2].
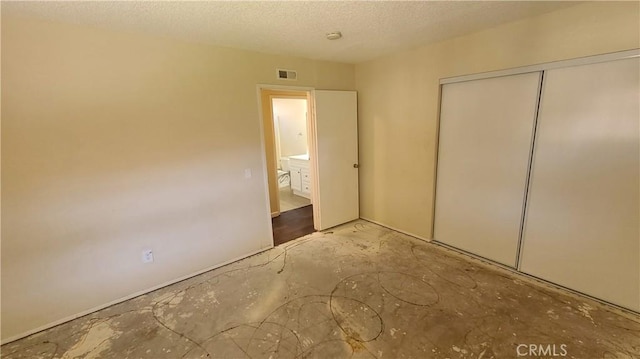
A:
[326, 31, 342, 40]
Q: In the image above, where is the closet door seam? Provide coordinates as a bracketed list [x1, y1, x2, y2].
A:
[515, 71, 545, 270]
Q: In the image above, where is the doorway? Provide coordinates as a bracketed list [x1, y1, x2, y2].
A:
[258, 86, 360, 246]
[260, 88, 315, 245]
[272, 97, 312, 213]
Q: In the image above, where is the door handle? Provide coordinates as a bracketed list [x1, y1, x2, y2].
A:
[353, 164, 359, 168]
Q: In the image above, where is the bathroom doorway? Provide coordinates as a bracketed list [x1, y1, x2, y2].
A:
[259, 88, 315, 245]
[272, 97, 312, 213]
[258, 86, 359, 246]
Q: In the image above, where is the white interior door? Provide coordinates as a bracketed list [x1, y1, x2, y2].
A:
[434, 72, 542, 266]
[313, 90, 359, 230]
[520, 58, 640, 311]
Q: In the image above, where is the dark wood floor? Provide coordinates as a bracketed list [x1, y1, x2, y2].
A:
[272, 205, 315, 246]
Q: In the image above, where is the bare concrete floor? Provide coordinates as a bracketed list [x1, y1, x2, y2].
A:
[2, 220, 639, 358]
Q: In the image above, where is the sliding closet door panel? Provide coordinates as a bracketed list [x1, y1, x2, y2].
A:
[434, 72, 541, 266]
[520, 58, 640, 311]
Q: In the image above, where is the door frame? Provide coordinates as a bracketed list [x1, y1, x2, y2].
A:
[256, 85, 320, 243]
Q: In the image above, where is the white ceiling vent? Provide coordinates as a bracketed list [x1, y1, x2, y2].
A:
[277, 69, 297, 81]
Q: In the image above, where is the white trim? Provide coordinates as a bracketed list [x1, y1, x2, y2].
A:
[440, 49, 640, 85]
[307, 90, 322, 230]
[255, 86, 278, 248]
[1, 246, 273, 345]
[360, 217, 432, 243]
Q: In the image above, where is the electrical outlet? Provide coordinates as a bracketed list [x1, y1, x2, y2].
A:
[244, 168, 252, 179]
[142, 249, 154, 263]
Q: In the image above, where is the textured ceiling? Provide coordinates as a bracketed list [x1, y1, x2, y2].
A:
[2, 1, 579, 64]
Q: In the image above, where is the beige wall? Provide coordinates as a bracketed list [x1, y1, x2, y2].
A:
[1, 16, 354, 341]
[355, 2, 640, 239]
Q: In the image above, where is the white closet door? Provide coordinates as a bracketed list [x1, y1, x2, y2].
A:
[434, 72, 542, 266]
[520, 58, 640, 311]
